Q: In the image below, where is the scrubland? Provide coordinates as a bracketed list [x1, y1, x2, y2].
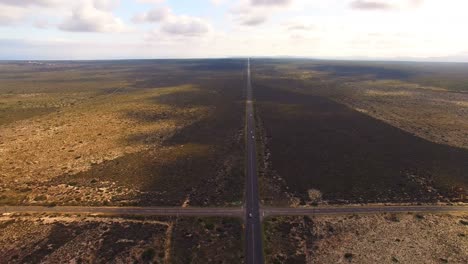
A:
[0, 60, 245, 206]
[252, 59, 468, 206]
[2, 59, 468, 263]
[264, 213, 468, 264]
[0, 214, 243, 263]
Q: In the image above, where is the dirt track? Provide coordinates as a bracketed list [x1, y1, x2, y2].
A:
[3, 205, 468, 217]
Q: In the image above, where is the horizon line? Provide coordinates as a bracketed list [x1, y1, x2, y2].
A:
[2, 56, 468, 64]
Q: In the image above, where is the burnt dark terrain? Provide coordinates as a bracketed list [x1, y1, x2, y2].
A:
[253, 59, 468, 205]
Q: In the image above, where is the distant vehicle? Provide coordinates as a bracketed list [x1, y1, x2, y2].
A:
[248, 213, 253, 218]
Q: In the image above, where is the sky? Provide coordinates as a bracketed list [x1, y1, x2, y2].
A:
[1, 0, 468, 60]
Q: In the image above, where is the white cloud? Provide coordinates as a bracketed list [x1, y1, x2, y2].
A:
[350, 0, 425, 11]
[160, 16, 211, 36]
[134, 6, 213, 37]
[409, 0, 424, 8]
[284, 21, 315, 31]
[59, 3, 127, 33]
[350, 0, 394, 10]
[33, 18, 50, 29]
[0, 4, 26, 25]
[240, 15, 266, 26]
[93, 0, 120, 11]
[0, 0, 125, 30]
[133, 7, 171, 23]
[230, 0, 294, 26]
[135, 0, 166, 4]
[0, 0, 59, 7]
[250, 0, 293, 6]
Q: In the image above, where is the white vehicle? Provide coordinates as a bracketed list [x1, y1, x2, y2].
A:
[248, 213, 253, 218]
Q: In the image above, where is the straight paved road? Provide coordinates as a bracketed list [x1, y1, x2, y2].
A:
[3, 58, 468, 263]
[245, 58, 264, 264]
[2, 206, 243, 217]
[262, 205, 468, 217]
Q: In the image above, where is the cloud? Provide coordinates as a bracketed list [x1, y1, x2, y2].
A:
[0, 1, 126, 31]
[350, 0, 394, 10]
[161, 16, 211, 36]
[240, 15, 266, 26]
[135, 0, 166, 4]
[59, 3, 127, 33]
[350, 0, 424, 11]
[0, 0, 59, 7]
[92, 0, 120, 11]
[409, 0, 424, 8]
[0, 4, 25, 25]
[134, 6, 212, 37]
[0, 0, 121, 9]
[230, 0, 294, 26]
[230, 7, 269, 27]
[33, 19, 50, 29]
[287, 24, 315, 31]
[133, 7, 171, 23]
[250, 0, 293, 6]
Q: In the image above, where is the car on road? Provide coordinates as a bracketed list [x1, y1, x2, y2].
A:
[248, 213, 253, 218]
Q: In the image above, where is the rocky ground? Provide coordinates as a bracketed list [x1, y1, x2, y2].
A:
[264, 213, 468, 264]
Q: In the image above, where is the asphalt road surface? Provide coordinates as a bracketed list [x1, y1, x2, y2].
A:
[245, 58, 264, 264]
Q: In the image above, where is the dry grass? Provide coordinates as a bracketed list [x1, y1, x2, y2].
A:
[0, 85, 208, 185]
[338, 81, 468, 150]
[0, 214, 244, 264]
[0, 60, 246, 206]
[0, 215, 169, 263]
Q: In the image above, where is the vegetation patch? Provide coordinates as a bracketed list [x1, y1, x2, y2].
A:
[263, 213, 468, 264]
[0, 60, 246, 206]
[253, 59, 468, 205]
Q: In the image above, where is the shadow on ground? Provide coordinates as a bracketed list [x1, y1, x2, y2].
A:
[50, 74, 246, 207]
[255, 83, 468, 204]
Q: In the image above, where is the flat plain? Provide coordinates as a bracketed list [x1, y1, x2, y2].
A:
[1, 59, 468, 263]
[0, 60, 246, 206]
[253, 59, 468, 206]
[264, 213, 468, 264]
[0, 214, 243, 263]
